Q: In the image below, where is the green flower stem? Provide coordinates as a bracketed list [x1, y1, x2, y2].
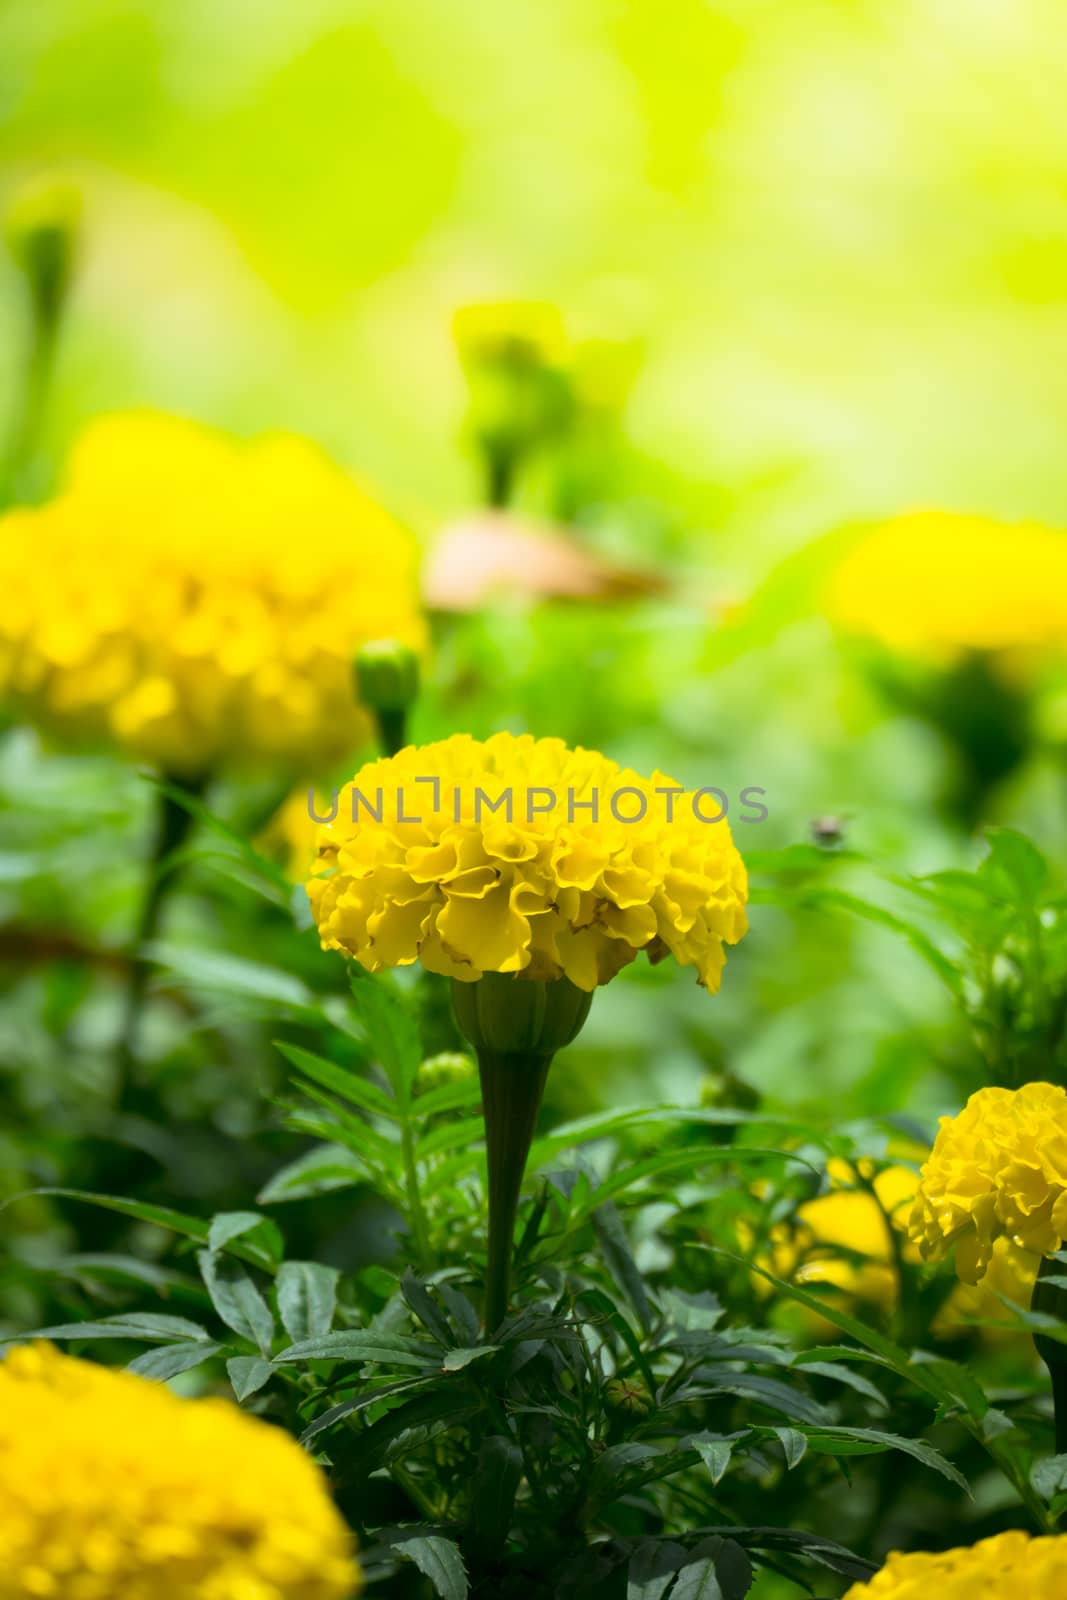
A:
[478, 1046, 554, 1332]
[374, 706, 408, 758]
[1032, 1254, 1067, 1454]
[116, 776, 206, 1091]
[1, 314, 58, 506]
[485, 443, 516, 509]
[451, 973, 593, 1330]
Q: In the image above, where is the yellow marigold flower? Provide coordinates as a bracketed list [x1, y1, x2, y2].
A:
[0, 1343, 359, 1600]
[933, 1234, 1038, 1340]
[308, 733, 748, 991]
[792, 1164, 919, 1310]
[908, 1082, 1067, 1283]
[841, 1530, 1067, 1599]
[828, 511, 1067, 662]
[0, 411, 424, 776]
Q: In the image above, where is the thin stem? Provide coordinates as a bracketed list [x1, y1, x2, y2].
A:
[116, 776, 206, 1092]
[400, 1115, 432, 1272]
[485, 445, 516, 509]
[478, 1048, 553, 1332]
[1, 318, 57, 508]
[1032, 1254, 1067, 1455]
[375, 707, 408, 757]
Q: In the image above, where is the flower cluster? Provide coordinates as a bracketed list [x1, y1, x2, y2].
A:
[0, 1343, 359, 1599]
[842, 1530, 1067, 1599]
[908, 1082, 1067, 1282]
[308, 733, 748, 991]
[0, 411, 424, 776]
[828, 511, 1067, 661]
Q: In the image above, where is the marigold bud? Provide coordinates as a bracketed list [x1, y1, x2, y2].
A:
[605, 1377, 654, 1417]
[5, 176, 81, 326]
[354, 638, 421, 715]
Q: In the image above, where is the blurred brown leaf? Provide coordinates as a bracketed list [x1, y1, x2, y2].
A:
[423, 511, 666, 612]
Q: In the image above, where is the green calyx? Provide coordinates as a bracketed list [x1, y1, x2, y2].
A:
[353, 639, 420, 757]
[450, 971, 593, 1060]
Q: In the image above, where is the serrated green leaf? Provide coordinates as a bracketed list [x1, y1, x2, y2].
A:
[801, 1426, 969, 1491]
[227, 1356, 274, 1401]
[276, 1261, 339, 1344]
[127, 1342, 222, 1380]
[3, 1313, 210, 1345]
[348, 972, 421, 1108]
[208, 1211, 283, 1263]
[468, 1436, 522, 1559]
[273, 1329, 434, 1367]
[773, 1427, 808, 1469]
[198, 1251, 275, 1357]
[299, 1379, 430, 1443]
[275, 1041, 394, 1118]
[7, 1190, 276, 1272]
[400, 1271, 452, 1345]
[627, 1540, 687, 1600]
[673, 1538, 752, 1600]
[384, 1532, 469, 1600]
[441, 1344, 499, 1372]
[690, 1434, 734, 1486]
[1032, 1454, 1067, 1501]
[256, 1144, 365, 1204]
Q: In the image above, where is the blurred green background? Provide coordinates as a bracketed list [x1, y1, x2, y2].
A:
[4, 0, 1067, 1139]
[5, 0, 1067, 544]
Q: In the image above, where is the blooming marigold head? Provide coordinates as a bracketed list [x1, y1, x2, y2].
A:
[827, 511, 1067, 661]
[842, 1530, 1067, 1599]
[0, 1342, 360, 1600]
[0, 411, 424, 776]
[307, 733, 748, 992]
[908, 1082, 1067, 1283]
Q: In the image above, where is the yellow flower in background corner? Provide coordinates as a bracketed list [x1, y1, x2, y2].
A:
[841, 1530, 1067, 1599]
[792, 1163, 919, 1310]
[0, 411, 425, 777]
[908, 1082, 1067, 1283]
[0, 1343, 359, 1600]
[307, 732, 749, 992]
[827, 510, 1067, 664]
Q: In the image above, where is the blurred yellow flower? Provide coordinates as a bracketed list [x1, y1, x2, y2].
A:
[308, 732, 748, 991]
[842, 1530, 1067, 1599]
[0, 412, 424, 776]
[792, 1164, 919, 1310]
[828, 511, 1067, 662]
[0, 1342, 359, 1600]
[909, 1082, 1067, 1283]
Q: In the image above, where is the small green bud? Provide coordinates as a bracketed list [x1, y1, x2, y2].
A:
[605, 1377, 654, 1418]
[5, 176, 82, 327]
[417, 1051, 476, 1093]
[451, 972, 592, 1062]
[353, 639, 420, 715]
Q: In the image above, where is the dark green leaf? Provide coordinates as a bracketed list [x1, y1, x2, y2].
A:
[383, 1531, 469, 1600]
[627, 1540, 687, 1600]
[468, 1436, 522, 1559]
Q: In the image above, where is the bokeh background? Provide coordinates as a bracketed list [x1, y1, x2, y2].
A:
[3, 0, 1067, 1140]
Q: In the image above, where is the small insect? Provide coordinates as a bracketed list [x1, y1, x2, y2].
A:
[811, 814, 849, 847]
